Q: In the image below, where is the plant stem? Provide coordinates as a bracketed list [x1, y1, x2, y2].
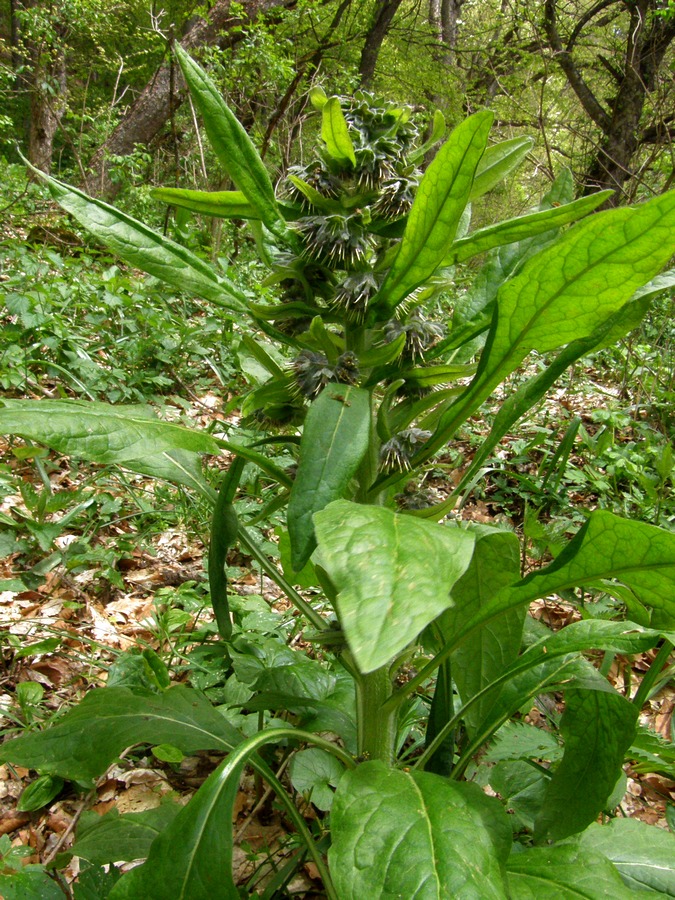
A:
[632, 639, 674, 709]
[237, 525, 329, 632]
[356, 666, 397, 764]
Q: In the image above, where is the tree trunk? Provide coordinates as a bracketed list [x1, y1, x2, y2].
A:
[87, 0, 293, 198]
[429, 0, 464, 65]
[11, 0, 68, 174]
[358, 0, 404, 88]
[543, 0, 675, 204]
[28, 45, 67, 173]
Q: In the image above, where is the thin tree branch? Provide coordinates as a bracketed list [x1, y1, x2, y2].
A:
[543, 0, 612, 132]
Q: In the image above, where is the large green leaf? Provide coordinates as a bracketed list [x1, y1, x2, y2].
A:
[108, 756, 242, 900]
[314, 502, 475, 673]
[39, 173, 246, 312]
[506, 844, 634, 899]
[446, 190, 612, 265]
[501, 510, 675, 620]
[151, 187, 258, 219]
[287, 384, 371, 572]
[0, 399, 216, 491]
[328, 761, 510, 899]
[479, 189, 675, 387]
[71, 805, 182, 865]
[470, 136, 534, 200]
[0, 868, 65, 900]
[373, 110, 493, 316]
[423, 189, 675, 462]
[438, 526, 523, 735]
[0, 686, 241, 784]
[174, 45, 289, 243]
[576, 819, 675, 894]
[534, 689, 638, 842]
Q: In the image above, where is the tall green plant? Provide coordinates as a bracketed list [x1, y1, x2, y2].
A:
[2, 46, 675, 897]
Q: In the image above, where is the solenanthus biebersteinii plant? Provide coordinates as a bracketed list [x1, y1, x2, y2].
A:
[2, 44, 675, 899]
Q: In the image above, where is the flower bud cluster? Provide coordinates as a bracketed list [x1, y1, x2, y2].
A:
[292, 350, 361, 399]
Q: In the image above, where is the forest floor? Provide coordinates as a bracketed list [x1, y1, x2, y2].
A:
[1, 380, 673, 895]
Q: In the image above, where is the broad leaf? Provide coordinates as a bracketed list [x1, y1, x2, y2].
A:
[108, 755, 242, 900]
[287, 383, 371, 571]
[438, 526, 523, 735]
[174, 45, 289, 243]
[321, 97, 357, 166]
[328, 761, 510, 899]
[314, 502, 475, 673]
[507, 844, 634, 899]
[534, 689, 638, 842]
[502, 510, 675, 620]
[424, 189, 675, 461]
[71, 804, 181, 865]
[0, 686, 241, 784]
[289, 748, 346, 811]
[151, 187, 258, 219]
[374, 110, 493, 315]
[470, 136, 534, 200]
[0, 868, 64, 899]
[577, 818, 675, 894]
[39, 172, 246, 311]
[442, 513, 675, 655]
[489, 759, 548, 831]
[478, 189, 675, 389]
[0, 399, 216, 491]
[446, 190, 612, 265]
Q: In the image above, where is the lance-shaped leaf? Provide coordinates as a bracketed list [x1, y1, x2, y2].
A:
[328, 761, 510, 900]
[0, 686, 241, 784]
[314, 502, 475, 673]
[287, 384, 371, 572]
[438, 526, 523, 735]
[321, 97, 357, 167]
[448, 621, 667, 778]
[108, 726, 343, 900]
[478, 189, 675, 389]
[422, 188, 675, 462]
[577, 818, 675, 894]
[174, 44, 289, 243]
[500, 510, 675, 620]
[151, 187, 258, 219]
[0, 399, 216, 491]
[445, 190, 612, 265]
[470, 136, 534, 200]
[534, 688, 638, 842]
[373, 110, 493, 316]
[38, 173, 246, 312]
[108, 755, 242, 900]
[507, 844, 634, 899]
[286, 174, 344, 212]
[450, 292, 654, 500]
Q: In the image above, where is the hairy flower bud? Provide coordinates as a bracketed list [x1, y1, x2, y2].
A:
[379, 427, 432, 472]
[332, 271, 379, 321]
[295, 214, 374, 268]
[292, 349, 361, 399]
[385, 310, 445, 360]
